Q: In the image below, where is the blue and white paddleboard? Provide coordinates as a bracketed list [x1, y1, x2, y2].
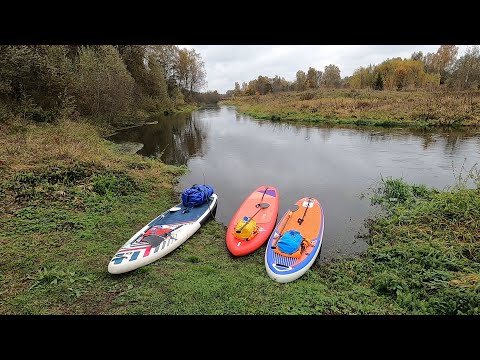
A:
[108, 193, 217, 274]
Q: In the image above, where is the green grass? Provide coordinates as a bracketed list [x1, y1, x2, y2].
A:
[0, 117, 479, 314]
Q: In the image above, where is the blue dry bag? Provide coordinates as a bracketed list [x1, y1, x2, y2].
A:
[277, 230, 303, 254]
[181, 184, 214, 207]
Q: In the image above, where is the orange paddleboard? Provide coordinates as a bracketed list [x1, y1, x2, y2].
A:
[265, 197, 324, 283]
[226, 186, 279, 256]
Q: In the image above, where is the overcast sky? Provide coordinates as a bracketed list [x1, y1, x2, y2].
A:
[180, 45, 470, 94]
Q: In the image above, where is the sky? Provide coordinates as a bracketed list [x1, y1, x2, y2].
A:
[180, 45, 471, 94]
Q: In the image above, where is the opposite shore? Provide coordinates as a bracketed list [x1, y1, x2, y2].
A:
[221, 89, 480, 128]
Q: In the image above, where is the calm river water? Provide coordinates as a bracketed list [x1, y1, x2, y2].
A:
[109, 105, 480, 260]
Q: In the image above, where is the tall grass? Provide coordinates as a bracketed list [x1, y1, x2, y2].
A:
[223, 89, 480, 127]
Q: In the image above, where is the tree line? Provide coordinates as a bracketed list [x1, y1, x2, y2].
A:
[228, 45, 480, 96]
[0, 45, 210, 123]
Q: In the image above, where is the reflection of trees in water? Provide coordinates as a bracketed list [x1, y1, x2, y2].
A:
[349, 126, 480, 155]
[108, 112, 209, 165]
[441, 130, 474, 155]
[171, 112, 208, 164]
[409, 127, 478, 155]
[257, 118, 480, 156]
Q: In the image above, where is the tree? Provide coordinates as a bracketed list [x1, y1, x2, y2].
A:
[0, 45, 74, 121]
[147, 45, 179, 95]
[448, 45, 480, 89]
[256, 75, 272, 95]
[116, 45, 149, 97]
[306, 67, 322, 89]
[322, 64, 341, 88]
[176, 48, 190, 91]
[116, 45, 173, 111]
[73, 45, 134, 120]
[410, 51, 424, 61]
[433, 45, 459, 84]
[241, 82, 248, 94]
[423, 45, 458, 84]
[176, 48, 206, 99]
[295, 70, 307, 91]
[143, 54, 170, 110]
[234, 82, 241, 95]
[374, 72, 384, 90]
[349, 65, 374, 89]
[188, 49, 207, 94]
[271, 76, 281, 93]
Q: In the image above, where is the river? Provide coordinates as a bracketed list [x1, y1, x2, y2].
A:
[108, 105, 480, 261]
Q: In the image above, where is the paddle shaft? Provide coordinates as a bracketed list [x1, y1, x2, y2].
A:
[298, 198, 313, 225]
[258, 186, 269, 205]
[272, 210, 293, 248]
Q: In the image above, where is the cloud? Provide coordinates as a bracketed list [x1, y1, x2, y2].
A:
[179, 45, 471, 93]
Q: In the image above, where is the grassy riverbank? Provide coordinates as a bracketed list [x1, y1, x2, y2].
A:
[1, 117, 479, 314]
[222, 89, 480, 127]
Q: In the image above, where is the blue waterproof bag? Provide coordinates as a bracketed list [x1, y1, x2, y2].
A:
[181, 184, 214, 207]
[277, 230, 303, 254]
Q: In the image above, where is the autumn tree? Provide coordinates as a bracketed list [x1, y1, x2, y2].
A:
[73, 45, 134, 120]
[176, 48, 206, 99]
[1, 44, 207, 123]
[241, 82, 248, 94]
[433, 45, 459, 84]
[189, 49, 207, 93]
[146, 45, 179, 97]
[256, 76, 272, 95]
[306, 67, 322, 89]
[271, 76, 282, 93]
[177, 48, 190, 92]
[448, 45, 480, 89]
[350, 58, 439, 91]
[322, 64, 341, 88]
[295, 70, 307, 91]
[116, 45, 172, 111]
[410, 51, 424, 61]
[374, 72, 384, 90]
[0, 45, 75, 121]
[140, 54, 170, 111]
[234, 82, 241, 95]
[422, 45, 459, 84]
[349, 65, 374, 89]
[244, 80, 257, 95]
[116, 45, 149, 96]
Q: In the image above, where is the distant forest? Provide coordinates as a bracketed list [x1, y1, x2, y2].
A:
[0, 45, 219, 124]
[227, 45, 480, 96]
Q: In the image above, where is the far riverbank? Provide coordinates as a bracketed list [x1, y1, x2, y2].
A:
[221, 89, 480, 127]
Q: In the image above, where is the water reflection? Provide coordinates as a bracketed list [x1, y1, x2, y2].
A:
[108, 111, 209, 165]
[109, 106, 480, 261]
